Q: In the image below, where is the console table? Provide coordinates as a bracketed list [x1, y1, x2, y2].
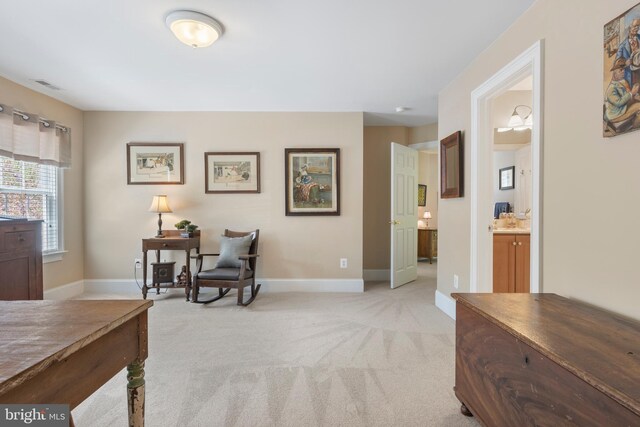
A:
[453, 293, 640, 426]
[0, 300, 153, 427]
[142, 230, 200, 301]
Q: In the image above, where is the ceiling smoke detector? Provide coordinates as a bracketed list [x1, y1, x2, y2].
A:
[165, 10, 223, 48]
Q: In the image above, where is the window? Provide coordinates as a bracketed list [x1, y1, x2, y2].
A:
[0, 156, 62, 254]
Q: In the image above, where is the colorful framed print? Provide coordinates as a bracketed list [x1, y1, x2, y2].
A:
[285, 148, 340, 216]
[604, 2, 640, 137]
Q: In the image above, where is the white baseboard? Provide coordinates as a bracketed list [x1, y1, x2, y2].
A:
[44, 280, 85, 300]
[83, 278, 364, 295]
[363, 269, 390, 281]
[435, 289, 456, 320]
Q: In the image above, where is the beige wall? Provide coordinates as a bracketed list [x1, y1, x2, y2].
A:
[363, 126, 409, 270]
[409, 123, 438, 144]
[83, 112, 363, 282]
[437, 0, 640, 319]
[418, 152, 438, 229]
[0, 76, 84, 291]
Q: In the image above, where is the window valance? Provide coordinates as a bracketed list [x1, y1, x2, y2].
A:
[0, 104, 71, 168]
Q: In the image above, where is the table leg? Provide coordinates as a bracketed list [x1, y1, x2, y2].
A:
[460, 403, 473, 417]
[127, 360, 145, 427]
[142, 251, 148, 299]
[185, 249, 191, 301]
[155, 250, 161, 295]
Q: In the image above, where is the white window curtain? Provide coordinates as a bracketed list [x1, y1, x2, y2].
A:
[0, 104, 71, 168]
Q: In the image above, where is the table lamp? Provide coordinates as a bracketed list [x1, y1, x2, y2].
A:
[423, 211, 432, 227]
[149, 195, 172, 238]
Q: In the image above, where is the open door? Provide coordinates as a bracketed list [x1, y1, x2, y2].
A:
[390, 143, 418, 288]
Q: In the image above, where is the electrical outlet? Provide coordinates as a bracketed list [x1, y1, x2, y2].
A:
[453, 274, 459, 289]
[135, 258, 142, 269]
[340, 258, 348, 269]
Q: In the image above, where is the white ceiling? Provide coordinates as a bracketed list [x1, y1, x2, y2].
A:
[0, 1, 535, 126]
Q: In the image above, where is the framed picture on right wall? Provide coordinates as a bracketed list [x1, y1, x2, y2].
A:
[603, 2, 640, 137]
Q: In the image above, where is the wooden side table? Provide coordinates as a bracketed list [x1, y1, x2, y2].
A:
[142, 230, 200, 301]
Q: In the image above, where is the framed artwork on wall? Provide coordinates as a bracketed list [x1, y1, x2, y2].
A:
[604, 2, 640, 137]
[499, 166, 515, 190]
[418, 184, 427, 206]
[127, 142, 184, 185]
[285, 148, 340, 216]
[204, 152, 261, 193]
[440, 131, 463, 198]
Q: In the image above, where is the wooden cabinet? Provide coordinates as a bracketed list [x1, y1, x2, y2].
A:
[493, 233, 529, 293]
[452, 293, 640, 426]
[418, 228, 437, 263]
[0, 218, 43, 300]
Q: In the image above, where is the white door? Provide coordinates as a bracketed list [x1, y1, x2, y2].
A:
[390, 143, 418, 288]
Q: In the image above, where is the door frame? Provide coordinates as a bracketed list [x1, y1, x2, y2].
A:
[470, 40, 544, 293]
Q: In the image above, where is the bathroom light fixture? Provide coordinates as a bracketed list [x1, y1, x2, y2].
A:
[498, 105, 533, 132]
[165, 10, 223, 48]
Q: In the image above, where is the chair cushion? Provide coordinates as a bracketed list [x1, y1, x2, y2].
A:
[197, 268, 254, 281]
[214, 234, 253, 268]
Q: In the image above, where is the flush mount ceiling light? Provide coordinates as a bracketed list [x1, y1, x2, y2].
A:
[165, 10, 223, 48]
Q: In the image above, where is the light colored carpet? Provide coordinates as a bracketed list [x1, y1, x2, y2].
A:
[73, 263, 478, 426]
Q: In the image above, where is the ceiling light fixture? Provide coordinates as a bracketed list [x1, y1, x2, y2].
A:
[395, 106, 409, 113]
[165, 10, 223, 48]
[498, 105, 533, 132]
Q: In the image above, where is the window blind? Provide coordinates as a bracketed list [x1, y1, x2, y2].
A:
[0, 156, 59, 252]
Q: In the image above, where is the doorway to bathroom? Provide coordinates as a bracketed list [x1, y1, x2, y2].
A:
[470, 40, 544, 293]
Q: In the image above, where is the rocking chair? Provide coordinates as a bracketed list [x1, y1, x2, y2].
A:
[192, 229, 261, 306]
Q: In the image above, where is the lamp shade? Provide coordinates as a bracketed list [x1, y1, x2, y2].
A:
[166, 10, 223, 48]
[423, 211, 432, 219]
[149, 195, 172, 213]
[507, 110, 524, 128]
[507, 105, 533, 130]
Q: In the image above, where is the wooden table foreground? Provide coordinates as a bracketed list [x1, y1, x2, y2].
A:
[452, 293, 640, 427]
[0, 300, 153, 426]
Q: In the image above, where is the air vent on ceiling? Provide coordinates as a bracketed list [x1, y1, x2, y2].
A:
[33, 80, 61, 91]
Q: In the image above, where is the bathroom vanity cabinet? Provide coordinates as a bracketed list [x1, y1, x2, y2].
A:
[493, 232, 529, 293]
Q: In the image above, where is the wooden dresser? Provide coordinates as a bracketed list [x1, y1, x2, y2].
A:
[452, 293, 640, 426]
[0, 218, 43, 300]
[418, 228, 437, 263]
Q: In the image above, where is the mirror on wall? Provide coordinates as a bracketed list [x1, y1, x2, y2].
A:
[440, 131, 463, 198]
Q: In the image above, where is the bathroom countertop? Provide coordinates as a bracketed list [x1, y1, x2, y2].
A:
[493, 228, 531, 235]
